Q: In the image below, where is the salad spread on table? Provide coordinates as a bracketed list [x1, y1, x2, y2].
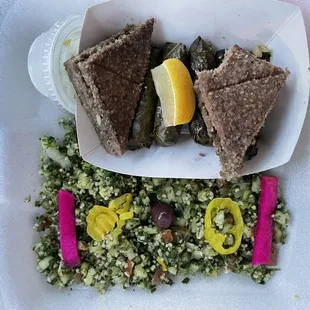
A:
[32, 119, 290, 293]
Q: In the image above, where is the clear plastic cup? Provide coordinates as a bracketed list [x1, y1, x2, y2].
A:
[28, 15, 83, 114]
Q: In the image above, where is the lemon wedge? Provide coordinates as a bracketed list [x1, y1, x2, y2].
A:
[151, 58, 196, 126]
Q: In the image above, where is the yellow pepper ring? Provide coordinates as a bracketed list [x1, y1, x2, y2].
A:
[204, 198, 244, 255]
[86, 206, 118, 241]
[108, 193, 132, 214]
[87, 194, 134, 241]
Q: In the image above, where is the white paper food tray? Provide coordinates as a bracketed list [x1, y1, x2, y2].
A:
[1, 1, 310, 310]
[75, 0, 310, 179]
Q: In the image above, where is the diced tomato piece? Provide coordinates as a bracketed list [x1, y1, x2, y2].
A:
[161, 230, 173, 243]
[124, 259, 134, 278]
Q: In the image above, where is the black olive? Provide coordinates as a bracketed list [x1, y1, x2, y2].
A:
[151, 202, 175, 229]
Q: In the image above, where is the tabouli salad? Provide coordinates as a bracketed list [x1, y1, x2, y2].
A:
[32, 119, 290, 293]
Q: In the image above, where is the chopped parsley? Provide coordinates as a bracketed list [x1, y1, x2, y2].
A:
[32, 119, 290, 293]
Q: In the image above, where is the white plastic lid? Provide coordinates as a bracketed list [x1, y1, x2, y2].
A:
[28, 15, 83, 114]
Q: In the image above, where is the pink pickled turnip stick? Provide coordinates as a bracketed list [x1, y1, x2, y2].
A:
[58, 190, 81, 269]
[252, 176, 279, 266]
